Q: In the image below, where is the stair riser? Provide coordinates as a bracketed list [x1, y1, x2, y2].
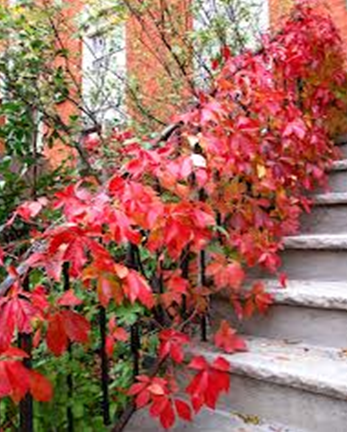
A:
[324, 170, 347, 193]
[213, 299, 347, 348]
[279, 249, 347, 280]
[249, 249, 347, 280]
[300, 205, 347, 234]
[336, 143, 347, 158]
[219, 374, 347, 432]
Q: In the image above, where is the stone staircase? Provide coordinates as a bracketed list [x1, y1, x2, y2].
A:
[206, 137, 347, 432]
[126, 138, 347, 431]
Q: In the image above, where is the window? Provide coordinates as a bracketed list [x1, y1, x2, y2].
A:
[82, 11, 127, 129]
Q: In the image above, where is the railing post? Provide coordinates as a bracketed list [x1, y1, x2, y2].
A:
[198, 188, 208, 342]
[63, 263, 74, 432]
[126, 244, 141, 378]
[99, 305, 111, 426]
[19, 274, 33, 432]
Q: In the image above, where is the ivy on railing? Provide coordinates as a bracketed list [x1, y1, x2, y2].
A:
[0, 2, 347, 431]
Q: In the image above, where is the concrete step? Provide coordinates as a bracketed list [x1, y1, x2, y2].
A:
[334, 135, 347, 157]
[124, 407, 303, 431]
[325, 160, 347, 193]
[334, 134, 347, 146]
[195, 337, 347, 432]
[213, 280, 347, 348]
[300, 192, 347, 234]
[277, 234, 347, 280]
[335, 143, 347, 159]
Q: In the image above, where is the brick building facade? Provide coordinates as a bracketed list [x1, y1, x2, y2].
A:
[2, 0, 347, 163]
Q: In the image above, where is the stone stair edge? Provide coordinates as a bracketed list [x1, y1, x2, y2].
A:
[334, 134, 347, 145]
[254, 279, 347, 310]
[195, 337, 347, 402]
[283, 233, 347, 249]
[125, 406, 306, 432]
[313, 192, 347, 205]
[330, 159, 347, 171]
[216, 279, 347, 310]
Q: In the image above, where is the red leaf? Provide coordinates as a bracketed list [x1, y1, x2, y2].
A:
[186, 355, 230, 411]
[150, 395, 169, 417]
[0, 362, 12, 398]
[46, 313, 68, 356]
[61, 310, 90, 344]
[212, 356, 231, 373]
[207, 260, 245, 290]
[29, 370, 53, 402]
[58, 290, 83, 307]
[175, 399, 192, 421]
[214, 321, 247, 354]
[188, 355, 208, 371]
[147, 383, 165, 396]
[106, 336, 114, 357]
[279, 273, 287, 288]
[15, 199, 46, 222]
[245, 282, 274, 317]
[0, 247, 4, 266]
[128, 382, 148, 396]
[112, 327, 128, 342]
[4, 361, 30, 402]
[135, 389, 150, 408]
[124, 270, 154, 309]
[160, 399, 175, 429]
[1, 347, 29, 359]
[159, 329, 189, 363]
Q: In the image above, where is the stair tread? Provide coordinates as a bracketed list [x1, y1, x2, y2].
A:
[313, 191, 347, 205]
[334, 134, 347, 145]
[284, 233, 347, 249]
[196, 337, 347, 401]
[331, 159, 347, 171]
[125, 406, 304, 431]
[263, 279, 347, 310]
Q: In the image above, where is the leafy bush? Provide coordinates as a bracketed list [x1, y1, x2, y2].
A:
[0, 2, 346, 431]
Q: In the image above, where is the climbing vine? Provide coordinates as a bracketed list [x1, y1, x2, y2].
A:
[0, 2, 347, 430]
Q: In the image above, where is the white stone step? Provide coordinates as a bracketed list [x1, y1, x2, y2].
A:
[311, 160, 347, 194]
[334, 141, 347, 158]
[313, 192, 347, 205]
[301, 195, 347, 234]
[331, 159, 347, 171]
[334, 134, 347, 145]
[278, 234, 347, 280]
[124, 407, 303, 431]
[213, 280, 347, 347]
[301, 192, 347, 234]
[284, 233, 347, 249]
[264, 279, 347, 309]
[194, 337, 347, 431]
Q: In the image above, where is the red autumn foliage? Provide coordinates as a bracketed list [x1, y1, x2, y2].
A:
[214, 320, 248, 354]
[186, 355, 231, 412]
[0, 2, 347, 429]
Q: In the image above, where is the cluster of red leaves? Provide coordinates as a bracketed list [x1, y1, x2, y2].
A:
[0, 347, 52, 403]
[128, 375, 192, 429]
[0, 271, 89, 403]
[129, 333, 231, 429]
[0, 2, 346, 429]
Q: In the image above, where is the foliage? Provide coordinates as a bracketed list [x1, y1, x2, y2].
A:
[0, 0, 78, 229]
[0, 2, 347, 431]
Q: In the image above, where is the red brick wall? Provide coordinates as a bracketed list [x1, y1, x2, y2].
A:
[3, 0, 347, 161]
[45, 0, 83, 166]
[125, 0, 193, 127]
